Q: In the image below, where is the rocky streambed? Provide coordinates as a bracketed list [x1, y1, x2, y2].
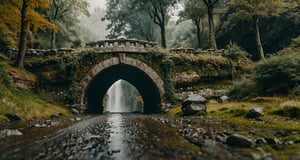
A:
[0, 114, 299, 160]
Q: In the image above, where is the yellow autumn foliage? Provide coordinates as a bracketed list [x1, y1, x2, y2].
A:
[0, 0, 58, 47]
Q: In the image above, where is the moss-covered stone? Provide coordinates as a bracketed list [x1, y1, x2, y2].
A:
[23, 47, 251, 105]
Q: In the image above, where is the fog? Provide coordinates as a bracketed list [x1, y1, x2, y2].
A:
[87, 0, 107, 11]
[78, 0, 108, 43]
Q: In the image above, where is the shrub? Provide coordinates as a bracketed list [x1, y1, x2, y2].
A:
[229, 108, 247, 117]
[253, 52, 300, 95]
[230, 49, 300, 99]
[290, 35, 300, 48]
[0, 54, 15, 89]
[271, 106, 300, 119]
[224, 42, 249, 60]
[229, 79, 256, 100]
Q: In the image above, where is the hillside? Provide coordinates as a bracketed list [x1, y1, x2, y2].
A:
[0, 54, 70, 120]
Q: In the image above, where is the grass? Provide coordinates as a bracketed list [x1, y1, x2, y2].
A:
[206, 97, 300, 130]
[0, 53, 70, 120]
[166, 96, 300, 159]
[166, 105, 183, 116]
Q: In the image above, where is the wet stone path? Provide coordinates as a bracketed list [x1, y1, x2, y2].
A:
[0, 114, 201, 160]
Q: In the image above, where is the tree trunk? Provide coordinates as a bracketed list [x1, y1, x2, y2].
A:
[195, 20, 201, 48]
[15, 0, 28, 68]
[161, 23, 167, 48]
[254, 18, 265, 60]
[51, 30, 56, 49]
[207, 7, 217, 50]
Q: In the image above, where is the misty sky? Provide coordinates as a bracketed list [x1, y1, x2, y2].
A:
[87, 0, 107, 11]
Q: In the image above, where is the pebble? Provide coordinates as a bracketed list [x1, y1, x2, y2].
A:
[0, 129, 23, 138]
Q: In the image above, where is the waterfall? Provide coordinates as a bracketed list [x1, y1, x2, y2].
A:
[107, 80, 125, 112]
[106, 80, 143, 113]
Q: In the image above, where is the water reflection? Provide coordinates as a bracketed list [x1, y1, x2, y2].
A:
[106, 114, 130, 159]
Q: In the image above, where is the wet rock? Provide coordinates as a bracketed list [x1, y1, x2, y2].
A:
[176, 92, 193, 100]
[5, 114, 24, 121]
[75, 117, 82, 121]
[265, 137, 281, 145]
[70, 104, 86, 113]
[71, 108, 80, 114]
[0, 129, 23, 138]
[255, 138, 267, 145]
[283, 140, 294, 145]
[216, 133, 228, 143]
[218, 96, 230, 103]
[226, 134, 253, 148]
[50, 114, 61, 119]
[182, 94, 207, 116]
[245, 107, 264, 119]
[32, 124, 48, 128]
[70, 117, 82, 122]
[215, 90, 228, 97]
[198, 89, 215, 98]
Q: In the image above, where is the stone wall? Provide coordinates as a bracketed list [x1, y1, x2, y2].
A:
[5, 48, 75, 59]
[10, 39, 252, 108]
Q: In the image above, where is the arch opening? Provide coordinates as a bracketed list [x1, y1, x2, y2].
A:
[104, 79, 144, 113]
[84, 63, 162, 114]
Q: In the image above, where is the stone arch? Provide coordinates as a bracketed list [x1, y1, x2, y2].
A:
[78, 55, 165, 114]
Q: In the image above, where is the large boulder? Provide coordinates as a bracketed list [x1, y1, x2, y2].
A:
[5, 114, 24, 121]
[245, 107, 264, 119]
[182, 94, 207, 116]
[226, 134, 253, 148]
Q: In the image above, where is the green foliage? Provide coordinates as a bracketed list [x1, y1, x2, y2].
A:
[229, 79, 256, 100]
[229, 108, 247, 117]
[228, 0, 289, 59]
[0, 54, 16, 89]
[292, 86, 300, 96]
[161, 58, 176, 101]
[104, 0, 179, 47]
[290, 35, 300, 48]
[271, 106, 300, 119]
[104, 0, 159, 41]
[196, 110, 208, 116]
[0, 55, 70, 119]
[229, 0, 286, 21]
[253, 52, 300, 95]
[230, 47, 300, 99]
[166, 105, 183, 116]
[177, 0, 206, 48]
[224, 42, 249, 59]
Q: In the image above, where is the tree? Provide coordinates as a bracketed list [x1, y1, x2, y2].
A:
[104, 0, 178, 48]
[0, 0, 57, 68]
[16, 0, 29, 68]
[46, 0, 90, 49]
[178, 0, 206, 48]
[104, 0, 159, 41]
[0, 1, 20, 48]
[202, 0, 220, 50]
[133, 0, 178, 48]
[229, 0, 287, 60]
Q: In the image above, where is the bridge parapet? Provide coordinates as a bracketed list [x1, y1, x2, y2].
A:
[86, 39, 158, 53]
[168, 48, 225, 56]
[4, 47, 76, 59]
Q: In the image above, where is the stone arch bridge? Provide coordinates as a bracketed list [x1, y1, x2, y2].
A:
[13, 39, 241, 114]
[73, 39, 173, 114]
